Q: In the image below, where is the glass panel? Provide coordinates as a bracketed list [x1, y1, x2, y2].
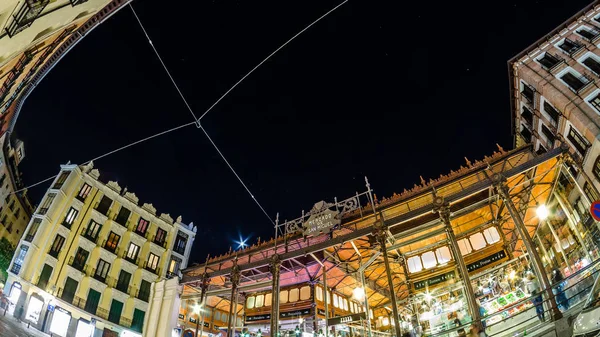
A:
[255, 294, 264, 307]
[483, 227, 501, 244]
[344, 299, 349, 311]
[333, 294, 338, 308]
[265, 293, 272, 306]
[316, 287, 323, 301]
[458, 238, 472, 255]
[407, 256, 423, 273]
[246, 296, 255, 309]
[280, 290, 288, 304]
[289, 288, 299, 302]
[435, 246, 452, 264]
[469, 233, 487, 250]
[300, 286, 310, 300]
[422, 251, 437, 269]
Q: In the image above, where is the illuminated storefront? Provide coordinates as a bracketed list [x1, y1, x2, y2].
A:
[181, 146, 600, 337]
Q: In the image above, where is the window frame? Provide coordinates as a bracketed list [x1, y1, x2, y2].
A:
[147, 253, 160, 272]
[52, 171, 70, 189]
[77, 183, 92, 201]
[50, 235, 65, 257]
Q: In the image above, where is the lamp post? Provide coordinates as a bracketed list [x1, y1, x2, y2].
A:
[195, 302, 202, 337]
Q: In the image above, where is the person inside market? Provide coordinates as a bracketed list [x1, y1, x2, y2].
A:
[526, 273, 545, 322]
[552, 269, 570, 311]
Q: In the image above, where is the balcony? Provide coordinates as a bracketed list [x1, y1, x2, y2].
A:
[118, 248, 139, 266]
[61, 220, 73, 230]
[114, 216, 130, 228]
[100, 240, 118, 255]
[558, 38, 584, 57]
[150, 235, 167, 249]
[24, 233, 35, 242]
[538, 52, 565, 72]
[94, 203, 111, 218]
[143, 261, 160, 275]
[67, 256, 85, 273]
[80, 227, 98, 244]
[48, 249, 60, 259]
[73, 296, 86, 310]
[174, 245, 186, 255]
[4, 0, 50, 37]
[96, 307, 109, 320]
[93, 272, 106, 283]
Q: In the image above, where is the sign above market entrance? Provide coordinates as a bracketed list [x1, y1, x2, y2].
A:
[303, 201, 341, 236]
[327, 312, 367, 326]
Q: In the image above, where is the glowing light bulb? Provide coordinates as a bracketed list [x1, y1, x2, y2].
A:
[536, 204, 549, 220]
[353, 286, 365, 301]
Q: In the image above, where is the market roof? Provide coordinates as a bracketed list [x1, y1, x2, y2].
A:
[182, 144, 568, 318]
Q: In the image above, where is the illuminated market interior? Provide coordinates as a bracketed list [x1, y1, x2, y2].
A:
[177, 145, 600, 337]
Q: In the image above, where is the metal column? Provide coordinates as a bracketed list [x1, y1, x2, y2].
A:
[270, 255, 282, 337]
[494, 175, 562, 320]
[433, 197, 481, 328]
[323, 264, 329, 337]
[360, 270, 372, 337]
[227, 264, 241, 337]
[197, 273, 210, 337]
[375, 223, 402, 337]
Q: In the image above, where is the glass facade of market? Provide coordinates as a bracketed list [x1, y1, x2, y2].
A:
[179, 147, 600, 337]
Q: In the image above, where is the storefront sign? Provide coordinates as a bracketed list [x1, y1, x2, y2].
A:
[327, 312, 366, 326]
[280, 308, 311, 318]
[318, 308, 326, 316]
[189, 317, 197, 323]
[246, 308, 312, 322]
[467, 251, 507, 272]
[414, 271, 455, 290]
[178, 313, 185, 319]
[303, 202, 341, 236]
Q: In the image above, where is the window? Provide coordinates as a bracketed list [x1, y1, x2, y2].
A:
[578, 28, 598, 41]
[84, 220, 102, 241]
[38, 193, 56, 215]
[316, 287, 323, 301]
[37, 264, 53, 290]
[567, 125, 590, 156]
[125, 243, 140, 263]
[538, 52, 561, 69]
[333, 294, 338, 308]
[521, 106, 533, 125]
[255, 294, 264, 307]
[154, 228, 166, 245]
[63, 207, 79, 228]
[8, 200, 14, 211]
[537, 144, 547, 155]
[139, 280, 151, 302]
[53, 171, 70, 189]
[174, 234, 187, 255]
[95, 259, 110, 282]
[265, 293, 272, 306]
[483, 227, 501, 244]
[116, 270, 131, 293]
[594, 156, 600, 182]
[49, 235, 65, 258]
[407, 256, 423, 273]
[584, 182, 600, 202]
[469, 233, 487, 250]
[583, 57, 600, 74]
[521, 83, 534, 102]
[435, 246, 452, 264]
[589, 93, 600, 113]
[114, 207, 130, 226]
[457, 238, 472, 255]
[108, 299, 123, 324]
[541, 124, 555, 144]
[14, 208, 20, 219]
[421, 251, 437, 269]
[246, 297, 255, 309]
[95, 195, 112, 215]
[559, 38, 581, 54]
[105, 232, 120, 253]
[543, 101, 560, 124]
[520, 125, 532, 143]
[561, 72, 586, 91]
[289, 288, 299, 302]
[147, 253, 159, 272]
[168, 257, 181, 276]
[135, 218, 149, 235]
[6, 222, 12, 234]
[280, 290, 288, 304]
[77, 183, 92, 201]
[300, 286, 310, 300]
[62, 277, 78, 303]
[131, 309, 145, 333]
[72, 247, 88, 271]
[11, 245, 28, 274]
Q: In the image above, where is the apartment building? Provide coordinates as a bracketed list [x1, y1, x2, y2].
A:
[508, 0, 600, 203]
[5, 161, 196, 337]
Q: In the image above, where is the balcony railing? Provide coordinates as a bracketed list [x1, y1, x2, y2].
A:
[120, 317, 132, 328]
[80, 227, 98, 244]
[48, 249, 60, 259]
[143, 261, 160, 275]
[166, 271, 178, 279]
[101, 240, 117, 254]
[93, 202, 111, 217]
[61, 220, 73, 230]
[174, 245, 186, 255]
[5, 0, 50, 37]
[93, 272, 107, 283]
[151, 235, 167, 249]
[96, 307, 109, 320]
[73, 296, 86, 310]
[67, 256, 85, 272]
[24, 234, 34, 242]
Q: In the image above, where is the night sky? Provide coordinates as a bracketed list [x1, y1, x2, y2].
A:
[11, 0, 594, 265]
